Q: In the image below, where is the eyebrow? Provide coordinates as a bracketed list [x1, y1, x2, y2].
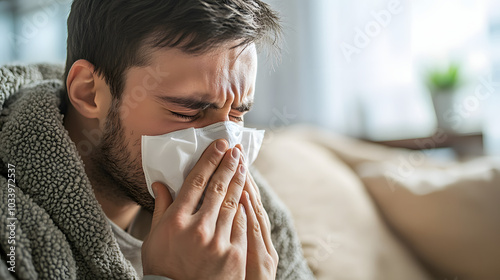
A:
[155, 95, 254, 112]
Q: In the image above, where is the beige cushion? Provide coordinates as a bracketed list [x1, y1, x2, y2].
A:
[253, 129, 430, 280]
[276, 126, 500, 278]
[358, 157, 500, 279]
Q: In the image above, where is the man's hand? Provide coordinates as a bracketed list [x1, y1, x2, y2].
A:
[239, 149, 279, 280]
[142, 139, 248, 279]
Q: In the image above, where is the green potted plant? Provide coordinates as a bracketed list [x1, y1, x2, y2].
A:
[425, 63, 463, 132]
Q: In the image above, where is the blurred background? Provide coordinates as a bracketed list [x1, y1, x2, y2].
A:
[1, 0, 500, 156]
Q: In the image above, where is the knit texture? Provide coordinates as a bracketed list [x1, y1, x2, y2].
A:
[0, 64, 315, 279]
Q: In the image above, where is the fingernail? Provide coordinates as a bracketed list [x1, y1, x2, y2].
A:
[216, 140, 227, 152]
[245, 191, 251, 203]
[232, 147, 240, 159]
[239, 164, 246, 174]
[241, 204, 246, 215]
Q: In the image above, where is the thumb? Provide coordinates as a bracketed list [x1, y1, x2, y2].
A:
[151, 182, 173, 231]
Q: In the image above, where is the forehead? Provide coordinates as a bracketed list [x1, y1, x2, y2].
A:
[126, 43, 258, 104]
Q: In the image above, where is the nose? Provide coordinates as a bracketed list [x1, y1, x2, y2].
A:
[198, 96, 233, 127]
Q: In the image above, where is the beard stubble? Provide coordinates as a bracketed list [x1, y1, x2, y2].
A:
[89, 98, 156, 213]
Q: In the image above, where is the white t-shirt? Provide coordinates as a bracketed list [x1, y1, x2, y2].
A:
[108, 208, 171, 280]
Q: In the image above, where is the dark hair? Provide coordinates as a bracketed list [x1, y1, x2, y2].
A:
[63, 0, 281, 98]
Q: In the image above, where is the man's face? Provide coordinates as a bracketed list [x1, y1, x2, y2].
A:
[91, 43, 258, 211]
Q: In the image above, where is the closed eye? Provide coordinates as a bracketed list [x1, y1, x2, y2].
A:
[170, 111, 199, 120]
[230, 115, 243, 122]
[170, 110, 244, 122]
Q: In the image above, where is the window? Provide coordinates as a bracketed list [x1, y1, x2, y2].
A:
[0, 0, 71, 65]
[251, 0, 498, 142]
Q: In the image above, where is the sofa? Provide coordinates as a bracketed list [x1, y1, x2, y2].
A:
[252, 125, 500, 280]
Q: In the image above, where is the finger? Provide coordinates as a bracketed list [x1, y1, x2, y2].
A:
[244, 179, 274, 255]
[235, 143, 245, 161]
[174, 139, 228, 213]
[235, 144, 262, 200]
[247, 174, 270, 229]
[151, 182, 173, 231]
[197, 147, 240, 219]
[248, 173, 262, 199]
[215, 163, 247, 241]
[241, 191, 268, 256]
[230, 203, 247, 249]
[263, 207, 272, 234]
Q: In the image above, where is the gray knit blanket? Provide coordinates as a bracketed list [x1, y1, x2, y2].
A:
[0, 64, 314, 279]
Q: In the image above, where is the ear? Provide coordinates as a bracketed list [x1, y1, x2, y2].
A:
[66, 59, 109, 120]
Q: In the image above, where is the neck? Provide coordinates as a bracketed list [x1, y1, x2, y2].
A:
[93, 191, 141, 230]
[63, 104, 140, 230]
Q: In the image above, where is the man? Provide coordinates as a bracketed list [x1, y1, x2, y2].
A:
[0, 0, 314, 279]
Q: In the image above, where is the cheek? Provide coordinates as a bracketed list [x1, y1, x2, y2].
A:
[117, 118, 142, 161]
[117, 95, 159, 160]
[117, 95, 194, 152]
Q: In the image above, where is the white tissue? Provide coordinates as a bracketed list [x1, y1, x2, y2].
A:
[142, 121, 265, 200]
